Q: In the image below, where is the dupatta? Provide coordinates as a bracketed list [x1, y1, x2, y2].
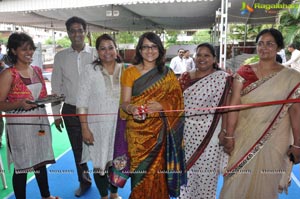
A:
[109, 64, 130, 188]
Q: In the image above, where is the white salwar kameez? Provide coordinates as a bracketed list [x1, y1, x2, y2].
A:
[76, 63, 122, 175]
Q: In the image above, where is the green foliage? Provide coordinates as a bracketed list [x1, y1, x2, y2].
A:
[191, 29, 210, 44]
[56, 36, 71, 48]
[0, 33, 8, 44]
[0, 38, 7, 44]
[44, 35, 83, 48]
[84, 30, 212, 50]
[228, 24, 246, 42]
[164, 30, 181, 48]
[277, 1, 300, 45]
[88, 31, 141, 47]
[163, 30, 211, 48]
[243, 55, 259, 65]
[227, 24, 274, 43]
[44, 38, 53, 45]
[115, 32, 135, 43]
[89, 32, 103, 46]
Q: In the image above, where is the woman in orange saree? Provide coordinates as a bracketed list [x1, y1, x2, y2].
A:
[121, 32, 186, 199]
[220, 28, 300, 199]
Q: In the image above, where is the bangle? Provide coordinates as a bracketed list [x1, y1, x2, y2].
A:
[292, 144, 300, 149]
[224, 136, 235, 139]
[221, 129, 227, 134]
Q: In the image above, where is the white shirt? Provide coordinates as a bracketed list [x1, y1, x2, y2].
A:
[283, 49, 300, 72]
[184, 57, 195, 71]
[51, 45, 97, 118]
[277, 49, 286, 63]
[169, 56, 186, 75]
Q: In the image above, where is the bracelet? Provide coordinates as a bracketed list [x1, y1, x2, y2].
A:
[224, 136, 235, 139]
[292, 144, 300, 149]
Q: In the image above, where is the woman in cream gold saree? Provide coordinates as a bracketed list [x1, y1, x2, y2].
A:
[220, 29, 300, 199]
[121, 32, 186, 199]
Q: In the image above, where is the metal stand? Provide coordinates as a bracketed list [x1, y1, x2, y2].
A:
[0, 154, 8, 189]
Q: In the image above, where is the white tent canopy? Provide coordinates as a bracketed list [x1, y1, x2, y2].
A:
[0, 0, 292, 32]
[0, 0, 293, 68]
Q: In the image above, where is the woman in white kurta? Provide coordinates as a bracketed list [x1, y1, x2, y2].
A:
[76, 34, 122, 199]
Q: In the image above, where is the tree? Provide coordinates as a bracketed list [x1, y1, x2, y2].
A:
[56, 36, 71, 48]
[88, 31, 142, 47]
[164, 30, 180, 48]
[278, 0, 300, 46]
[227, 24, 273, 44]
[191, 29, 210, 44]
[115, 32, 136, 44]
[44, 35, 88, 48]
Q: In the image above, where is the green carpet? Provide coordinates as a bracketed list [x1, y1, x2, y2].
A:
[0, 122, 70, 198]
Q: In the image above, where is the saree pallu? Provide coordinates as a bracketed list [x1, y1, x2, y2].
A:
[220, 67, 300, 199]
[126, 67, 186, 199]
[180, 70, 230, 199]
[109, 109, 130, 188]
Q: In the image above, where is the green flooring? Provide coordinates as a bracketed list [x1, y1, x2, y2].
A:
[0, 122, 71, 198]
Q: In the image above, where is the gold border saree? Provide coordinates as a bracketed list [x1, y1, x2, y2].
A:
[125, 67, 186, 199]
[220, 67, 300, 199]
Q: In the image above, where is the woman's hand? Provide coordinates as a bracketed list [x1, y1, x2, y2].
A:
[82, 127, 94, 145]
[223, 137, 235, 155]
[178, 72, 190, 91]
[124, 103, 147, 121]
[287, 145, 300, 164]
[21, 99, 37, 110]
[146, 100, 162, 113]
[218, 130, 226, 146]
